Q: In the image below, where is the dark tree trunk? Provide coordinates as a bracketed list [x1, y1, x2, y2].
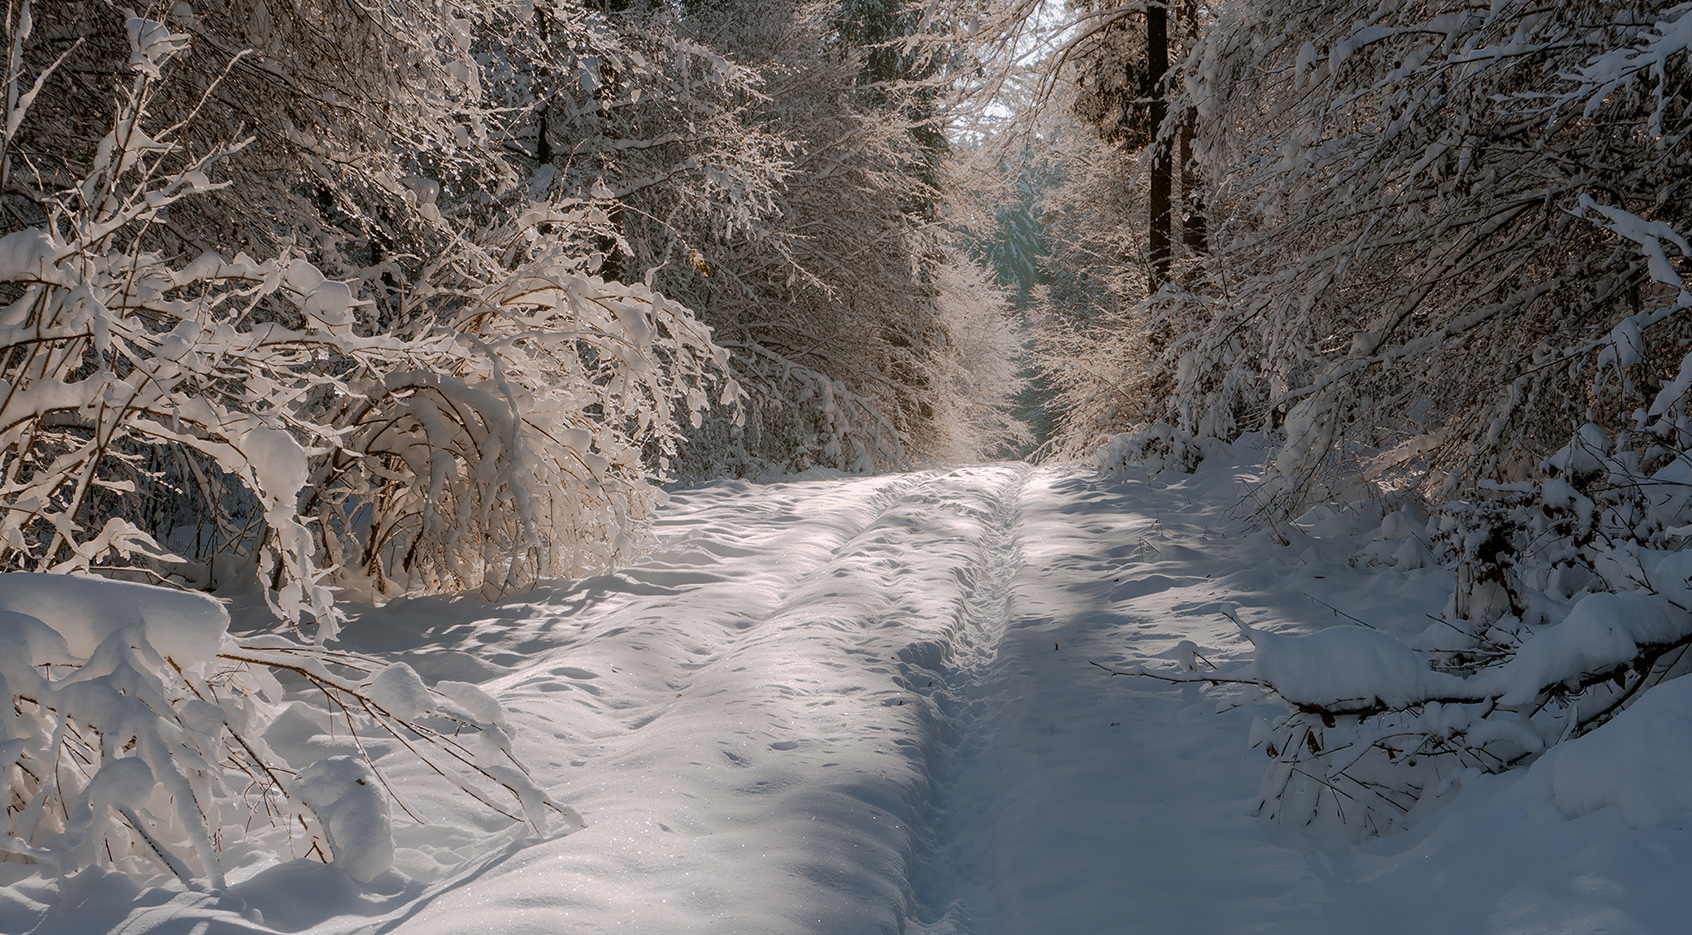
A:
[1147, 2, 1171, 292]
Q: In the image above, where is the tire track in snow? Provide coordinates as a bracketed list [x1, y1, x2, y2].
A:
[897, 464, 1028, 935]
[626, 462, 1031, 934]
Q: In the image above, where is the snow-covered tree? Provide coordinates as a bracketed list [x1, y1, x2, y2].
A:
[1148, 0, 1692, 508]
[1023, 1, 1692, 499]
[633, 0, 1031, 474]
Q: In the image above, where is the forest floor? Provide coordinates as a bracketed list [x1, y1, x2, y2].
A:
[7, 440, 1692, 934]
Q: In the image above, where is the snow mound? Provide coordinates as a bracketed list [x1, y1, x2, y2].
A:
[1540, 675, 1692, 827]
[1242, 621, 1470, 709]
[1648, 550, 1692, 605]
[1488, 592, 1692, 706]
[0, 573, 228, 667]
[364, 662, 435, 721]
[297, 756, 395, 883]
[0, 229, 69, 285]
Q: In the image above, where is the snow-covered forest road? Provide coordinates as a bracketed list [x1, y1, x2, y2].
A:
[9, 3, 1692, 932]
[11, 446, 1692, 935]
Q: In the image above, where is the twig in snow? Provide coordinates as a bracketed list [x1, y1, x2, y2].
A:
[1302, 593, 1378, 630]
[1088, 659, 1260, 688]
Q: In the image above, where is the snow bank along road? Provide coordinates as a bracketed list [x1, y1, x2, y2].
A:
[13, 451, 1692, 934]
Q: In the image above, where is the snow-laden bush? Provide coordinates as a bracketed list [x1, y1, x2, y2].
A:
[1093, 423, 1202, 476]
[0, 9, 735, 623]
[1115, 421, 1692, 840]
[0, 574, 569, 887]
[1003, 0, 1692, 847]
[1241, 568, 1692, 839]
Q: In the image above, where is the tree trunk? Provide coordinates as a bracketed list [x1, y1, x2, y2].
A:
[1146, 2, 1171, 292]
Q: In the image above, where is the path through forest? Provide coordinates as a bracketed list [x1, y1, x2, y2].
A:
[11, 443, 1692, 935]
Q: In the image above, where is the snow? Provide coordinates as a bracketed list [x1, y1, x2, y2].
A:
[1242, 620, 1472, 709]
[262, 703, 376, 769]
[0, 573, 227, 667]
[1539, 675, 1692, 829]
[296, 757, 396, 885]
[1579, 196, 1692, 290]
[6, 441, 1692, 933]
[363, 663, 436, 721]
[1488, 593, 1692, 706]
[234, 419, 311, 514]
[124, 18, 191, 78]
[0, 229, 68, 286]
